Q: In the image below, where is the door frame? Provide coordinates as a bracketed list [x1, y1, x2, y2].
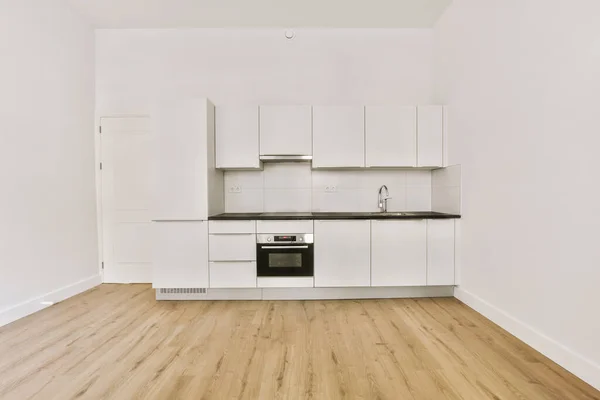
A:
[95, 114, 151, 283]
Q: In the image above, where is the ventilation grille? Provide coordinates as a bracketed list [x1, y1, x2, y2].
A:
[159, 288, 207, 294]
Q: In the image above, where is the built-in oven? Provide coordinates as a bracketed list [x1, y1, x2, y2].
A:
[256, 234, 314, 277]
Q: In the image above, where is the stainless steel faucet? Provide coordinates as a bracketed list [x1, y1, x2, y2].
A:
[378, 185, 391, 212]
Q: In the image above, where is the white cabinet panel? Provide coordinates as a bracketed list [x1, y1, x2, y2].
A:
[417, 106, 443, 167]
[209, 234, 256, 261]
[152, 222, 209, 288]
[427, 219, 455, 285]
[257, 277, 314, 288]
[153, 98, 215, 220]
[371, 220, 426, 286]
[216, 106, 260, 169]
[257, 220, 313, 234]
[366, 106, 416, 167]
[260, 106, 312, 156]
[312, 106, 364, 168]
[209, 220, 256, 234]
[314, 220, 371, 287]
[210, 262, 257, 288]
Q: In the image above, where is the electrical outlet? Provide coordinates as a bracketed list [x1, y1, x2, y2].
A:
[325, 185, 337, 193]
[228, 186, 242, 193]
[234, 186, 242, 193]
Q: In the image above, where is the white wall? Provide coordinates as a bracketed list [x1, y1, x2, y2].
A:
[435, 0, 600, 389]
[0, 1, 99, 326]
[224, 165, 432, 213]
[95, 28, 435, 115]
[432, 165, 461, 214]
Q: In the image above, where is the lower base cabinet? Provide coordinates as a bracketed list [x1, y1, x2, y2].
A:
[427, 220, 455, 285]
[209, 262, 257, 288]
[314, 220, 371, 287]
[152, 221, 209, 288]
[371, 220, 427, 286]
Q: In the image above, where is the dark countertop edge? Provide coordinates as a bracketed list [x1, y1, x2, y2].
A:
[208, 213, 461, 221]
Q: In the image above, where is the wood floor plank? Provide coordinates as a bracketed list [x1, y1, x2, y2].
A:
[0, 284, 597, 400]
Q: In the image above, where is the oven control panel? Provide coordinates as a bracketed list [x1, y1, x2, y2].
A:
[257, 234, 314, 244]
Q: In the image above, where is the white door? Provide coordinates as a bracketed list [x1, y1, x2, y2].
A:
[366, 106, 417, 167]
[259, 105, 312, 156]
[215, 105, 260, 169]
[371, 220, 427, 286]
[312, 106, 365, 168]
[427, 219, 455, 285]
[417, 106, 444, 167]
[314, 220, 371, 287]
[100, 117, 153, 283]
[152, 221, 209, 288]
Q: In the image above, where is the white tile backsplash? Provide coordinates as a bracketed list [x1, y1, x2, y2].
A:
[224, 165, 439, 213]
[264, 163, 311, 189]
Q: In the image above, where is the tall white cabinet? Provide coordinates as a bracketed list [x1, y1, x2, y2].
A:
[314, 220, 371, 287]
[366, 106, 417, 167]
[259, 105, 312, 156]
[312, 106, 365, 168]
[152, 98, 223, 289]
[215, 105, 260, 169]
[371, 220, 427, 286]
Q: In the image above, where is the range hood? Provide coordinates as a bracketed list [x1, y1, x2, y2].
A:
[259, 155, 313, 162]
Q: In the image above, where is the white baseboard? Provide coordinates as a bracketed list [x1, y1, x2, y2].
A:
[0, 274, 102, 328]
[454, 287, 600, 391]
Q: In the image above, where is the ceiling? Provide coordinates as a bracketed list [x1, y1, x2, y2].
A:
[67, 0, 452, 29]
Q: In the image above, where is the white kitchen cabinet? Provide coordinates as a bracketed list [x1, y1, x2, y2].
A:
[210, 262, 257, 288]
[365, 106, 416, 167]
[417, 106, 444, 167]
[427, 219, 455, 285]
[153, 98, 224, 220]
[209, 234, 256, 261]
[312, 106, 365, 168]
[259, 106, 312, 156]
[314, 220, 371, 287]
[152, 222, 209, 288]
[215, 105, 260, 169]
[371, 220, 427, 286]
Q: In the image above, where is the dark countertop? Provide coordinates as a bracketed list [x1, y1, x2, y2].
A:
[208, 211, 461, 220]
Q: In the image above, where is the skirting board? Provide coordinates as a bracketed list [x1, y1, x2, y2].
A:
[156, 286, 454, 301]
[454, 287, 600, 391]
[0, 274, 102, 328]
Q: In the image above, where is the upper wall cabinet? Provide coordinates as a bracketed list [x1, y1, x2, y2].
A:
[215, 105, 260, 169]
[259, 106, 312, 156]
[312, 106, 365, 168]
[366, 106, 417, 167]
[417, 106, 444, 167]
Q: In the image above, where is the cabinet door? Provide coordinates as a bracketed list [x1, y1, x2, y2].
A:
[312, 106, 364, 168]
[209, 234, 256, 261]
[314, 220, 371, 287]
[365, 106, 416, 167]
[260, 106, 312, 156]
[153, 98, 211, 220]
[152, 222, 209, 288]
[417, 106, 443, 167]
[371, 220, 426, 286]
[210, 262, 257, 288]
[215, 106, 260, 169]
[427, 219, 455, 285]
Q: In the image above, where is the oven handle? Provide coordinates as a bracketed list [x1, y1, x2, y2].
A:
[260, 245, 309, 249]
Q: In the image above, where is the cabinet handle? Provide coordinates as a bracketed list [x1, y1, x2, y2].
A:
[260, 246, 309, 249]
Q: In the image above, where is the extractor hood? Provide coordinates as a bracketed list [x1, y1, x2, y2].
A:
[259, 155, 313, 162]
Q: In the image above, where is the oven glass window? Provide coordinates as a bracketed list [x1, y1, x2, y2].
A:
[269, 253, 302, 268]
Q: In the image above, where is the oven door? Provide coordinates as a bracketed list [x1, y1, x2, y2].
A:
[256, 243, 314, 277]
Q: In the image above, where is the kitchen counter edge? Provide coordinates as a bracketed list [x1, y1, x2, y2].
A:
[208, 212, 461, 220]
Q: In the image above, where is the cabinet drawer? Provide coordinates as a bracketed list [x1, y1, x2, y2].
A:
[209, 234, 256, 261]
[257, 220, 313, 234]
[210, 262, 257, 288]
[209, 220, 256, 234]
